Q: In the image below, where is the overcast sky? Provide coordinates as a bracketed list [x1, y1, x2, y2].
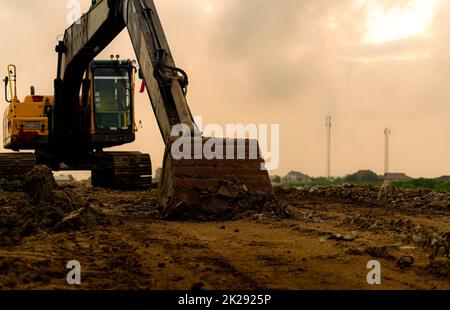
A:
[0, 0, 449, 178]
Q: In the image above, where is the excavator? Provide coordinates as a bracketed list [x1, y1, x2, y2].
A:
[1, 0, 272, 210]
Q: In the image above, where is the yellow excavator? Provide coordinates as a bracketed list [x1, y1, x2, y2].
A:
[1, 0, 272, 211]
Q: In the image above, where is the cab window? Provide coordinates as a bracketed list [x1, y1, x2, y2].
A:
[93, 67, 132, 132]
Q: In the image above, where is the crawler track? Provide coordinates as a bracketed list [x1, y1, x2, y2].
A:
[92, 152, 152, 188]
[0, 153, 37, 179]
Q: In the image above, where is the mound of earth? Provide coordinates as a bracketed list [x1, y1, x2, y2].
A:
[161, 178, 291, 221]
[22, 165, 57, 204]
[282, 184, 450, 210]
[0, 166, 110, 246]
[426, 257, 450, 277]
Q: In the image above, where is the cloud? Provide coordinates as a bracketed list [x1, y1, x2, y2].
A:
[206, 0, 367, 101]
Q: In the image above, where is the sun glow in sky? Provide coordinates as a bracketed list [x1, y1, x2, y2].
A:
[204, 2, 216, 14]
[360, 0, 440, 44]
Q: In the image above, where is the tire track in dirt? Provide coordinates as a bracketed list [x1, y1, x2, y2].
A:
[114, 221, 264, 289]
[136, 217, 450, 289]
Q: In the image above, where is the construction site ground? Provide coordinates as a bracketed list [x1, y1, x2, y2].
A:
[0, 182, 449, 290]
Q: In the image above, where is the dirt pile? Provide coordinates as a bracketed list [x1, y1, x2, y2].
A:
[0, 166, 110, 246]
[276, 186, 450, 267]
[426, 257, 450, 277]
[162, 178, 290, 221]
[426, 232, 450, 259]
[292, 184, 450, 210]
[22, 165, 57, 204]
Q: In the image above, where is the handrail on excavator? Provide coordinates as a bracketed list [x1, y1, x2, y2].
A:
[3, 75, 9, 103]
[4, 65, 18, 103]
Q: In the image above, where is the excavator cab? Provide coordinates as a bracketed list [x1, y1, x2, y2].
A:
[88, 60, 136, 148]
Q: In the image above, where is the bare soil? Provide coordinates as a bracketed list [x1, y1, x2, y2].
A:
[0, 182, 449, 290]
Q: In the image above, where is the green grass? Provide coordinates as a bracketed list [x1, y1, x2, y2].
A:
[282, 177, 383, 188]
[392, 178, 450, 193]
[277, 174, 450, 193]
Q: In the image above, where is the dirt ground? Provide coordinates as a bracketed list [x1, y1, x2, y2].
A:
[0, 180, 449, 290]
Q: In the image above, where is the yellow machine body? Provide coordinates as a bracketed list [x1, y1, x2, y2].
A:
[3, 95, 51, 150]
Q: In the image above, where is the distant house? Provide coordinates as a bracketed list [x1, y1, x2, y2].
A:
[345, 170, 379, 183]
[382, 173, 413, 182]
[282, 171, 311, 184]
[354, 170, 377, 180]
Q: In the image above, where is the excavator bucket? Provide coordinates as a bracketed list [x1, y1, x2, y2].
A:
[159, 137, 273, 218]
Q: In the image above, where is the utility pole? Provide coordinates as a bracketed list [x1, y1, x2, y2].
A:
[326, 115, 332, 179]
[384, 128, 391, 175]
